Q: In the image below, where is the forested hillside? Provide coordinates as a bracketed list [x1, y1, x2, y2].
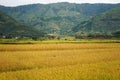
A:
[72, 6, 120, 38]
[0, 11, 45, 38]
[0, 3, 119, 36]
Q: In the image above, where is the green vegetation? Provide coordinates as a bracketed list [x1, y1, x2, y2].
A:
[73, 6, 120, 37]
[0, 3, 120, 35]
[0, 3, 120, 38]
[0, 39, 120, 44]
[0, 11, 45, 39]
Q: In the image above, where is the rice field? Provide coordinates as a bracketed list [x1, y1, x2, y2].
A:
[0, 43, 120, 80]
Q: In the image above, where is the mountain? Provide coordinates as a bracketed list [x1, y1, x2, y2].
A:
[72, 6, 120, 36]
[0, 3, 120, 36]
[0, 11, 45, 38]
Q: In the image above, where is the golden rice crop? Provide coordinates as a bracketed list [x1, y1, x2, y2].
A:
[0, 43, 119, 51]
[0, 43, 120, 80]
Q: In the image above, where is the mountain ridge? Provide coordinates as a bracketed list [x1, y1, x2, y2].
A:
[0, 10, 45, 38]
[0, 3, 120, 36]
[0, 3, 120, 38]
[72, 6, 120, 37]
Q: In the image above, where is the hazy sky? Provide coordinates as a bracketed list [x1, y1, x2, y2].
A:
[0, 0, 120, 6]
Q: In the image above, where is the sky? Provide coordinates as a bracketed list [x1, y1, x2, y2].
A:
[0, 0, 120, 6]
